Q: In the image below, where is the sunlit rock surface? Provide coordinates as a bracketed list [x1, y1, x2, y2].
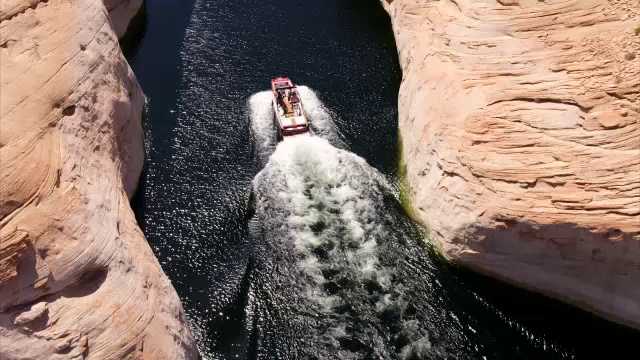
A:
[0, 0, 198, 357]
[382, 0, 640, 328]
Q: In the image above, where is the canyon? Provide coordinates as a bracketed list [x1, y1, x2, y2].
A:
[382, 0, 640, 328]
[0, 0, 198, 358]
[1, 0, 639, 357]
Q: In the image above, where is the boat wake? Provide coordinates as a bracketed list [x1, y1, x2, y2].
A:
[244, 88, 461, 359]
[249, 86, 344, 166]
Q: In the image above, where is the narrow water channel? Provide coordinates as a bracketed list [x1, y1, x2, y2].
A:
[127, 0, 640, 358]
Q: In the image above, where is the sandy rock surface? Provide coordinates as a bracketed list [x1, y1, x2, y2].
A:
[382, 0, 640, 328]
[0, 0, 198, 358]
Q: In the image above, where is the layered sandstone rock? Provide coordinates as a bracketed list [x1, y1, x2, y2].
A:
[382, 0, 640, 328]
[0, 0, 198, 358]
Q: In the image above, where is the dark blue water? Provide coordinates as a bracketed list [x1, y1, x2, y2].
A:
[127, 0, 639, 358]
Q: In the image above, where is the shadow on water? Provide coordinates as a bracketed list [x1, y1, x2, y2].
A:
[430, 253, 640, 359]
[125, 0, 640, 359]
[120, 0, 147, 59]
[125, 0, 199, 163]
[126, 0, 198, 231]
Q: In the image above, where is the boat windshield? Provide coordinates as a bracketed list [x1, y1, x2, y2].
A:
[274, 82, 292, 89]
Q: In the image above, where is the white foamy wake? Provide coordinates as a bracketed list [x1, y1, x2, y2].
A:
[249, 86, 344, 164]
[252, 135, 394, 357]
[248, 87, 432, 358]
[254, 135, 391, 289]
[296, 86, 342, 143]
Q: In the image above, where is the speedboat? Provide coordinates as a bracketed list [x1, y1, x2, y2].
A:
[271, 77, 309, 138]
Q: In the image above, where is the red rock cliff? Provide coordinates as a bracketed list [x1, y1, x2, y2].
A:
[383, 0, 640, 328]
[0, 0, 199, 357]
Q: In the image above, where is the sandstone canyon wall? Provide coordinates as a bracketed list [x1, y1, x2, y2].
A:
[382, 0, 640, 328]
[0, 0, 199, 358]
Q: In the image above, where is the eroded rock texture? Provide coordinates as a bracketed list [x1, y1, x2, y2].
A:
[383, 0, 640, 328]
[0, 0, 198, 358]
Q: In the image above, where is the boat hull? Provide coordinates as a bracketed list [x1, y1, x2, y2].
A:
[271, 77, 309, 140]
[272, 97, 308, 139]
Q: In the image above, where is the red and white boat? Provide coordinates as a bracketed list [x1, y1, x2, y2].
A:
[271, 77, 309, 138]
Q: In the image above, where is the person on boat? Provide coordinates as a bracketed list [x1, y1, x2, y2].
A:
[277, 90, 286, 110]
[289, 89, 300, 103]
[282, 90, 294, 114]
